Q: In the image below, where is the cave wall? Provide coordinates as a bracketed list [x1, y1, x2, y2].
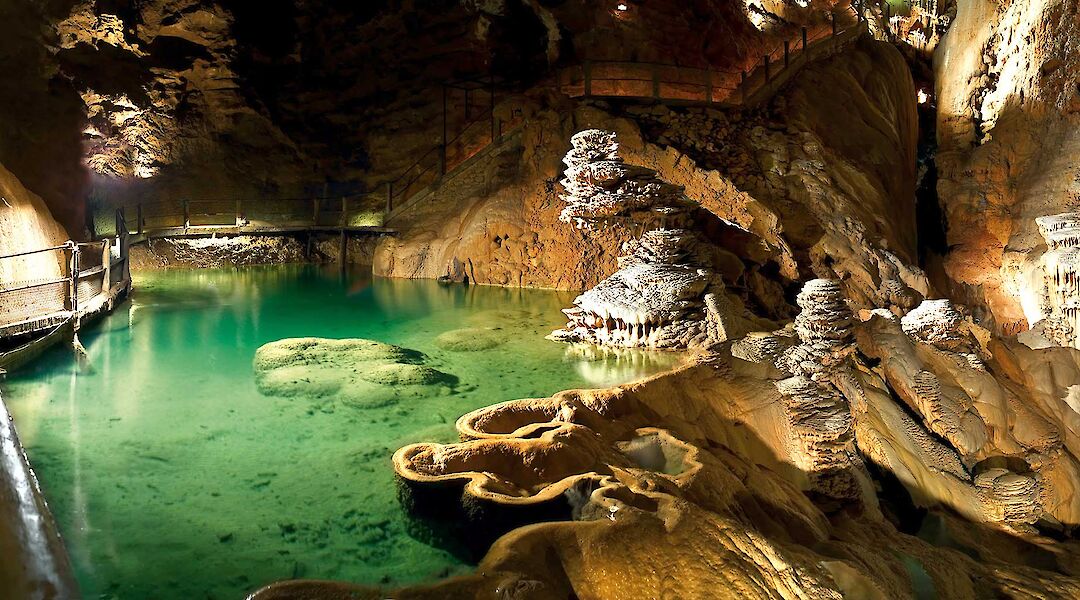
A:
[0, 0, 861, 241]
[0, 164, 71, 282]
[0, 0, 88, 235]
[375, 33, 923, 307]
[936, 0, 1080, 332]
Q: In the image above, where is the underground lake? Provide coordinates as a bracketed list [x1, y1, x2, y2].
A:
[0, 265, 681, 599]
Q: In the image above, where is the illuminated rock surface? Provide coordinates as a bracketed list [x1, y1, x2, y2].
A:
[0, 164, 70, 282]
[549, 130, 764, 349]
[8, 1, 1080, 599]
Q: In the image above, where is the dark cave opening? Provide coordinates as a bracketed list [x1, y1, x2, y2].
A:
[914, 96, 948, 266]
[865, 460, 927, 535]
[901, 39, 949, 270]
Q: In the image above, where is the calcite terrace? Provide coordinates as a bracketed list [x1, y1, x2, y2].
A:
[550, 130, 753, 349]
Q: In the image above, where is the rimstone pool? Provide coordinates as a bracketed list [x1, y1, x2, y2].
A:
[0, 266, 680, 599]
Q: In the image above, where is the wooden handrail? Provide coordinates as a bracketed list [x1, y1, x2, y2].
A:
[1, 232, 130, 334]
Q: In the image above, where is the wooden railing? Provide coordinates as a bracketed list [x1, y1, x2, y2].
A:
[1, 212, 131, 337]
[558, 5, 866, 106]
[93, 193, 388, 240]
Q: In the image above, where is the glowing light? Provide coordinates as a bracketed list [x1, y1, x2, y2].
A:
[616, 3, 628, 10]
[133, 165, 157, 179]
[744, 1, 769, 31]
[795, 0, 810, 7]
[917, 89, 929, 104]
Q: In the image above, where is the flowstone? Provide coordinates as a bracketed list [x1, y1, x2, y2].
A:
[253, 337, 457, 408]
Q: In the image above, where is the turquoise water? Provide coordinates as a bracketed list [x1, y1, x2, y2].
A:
[1, 266, 679, 600]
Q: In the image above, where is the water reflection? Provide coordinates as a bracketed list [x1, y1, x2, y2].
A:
[562, 343, 683, 387]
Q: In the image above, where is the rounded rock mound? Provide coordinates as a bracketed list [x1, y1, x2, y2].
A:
[254, 337, 456, 408]
[434, 328, 509, 352]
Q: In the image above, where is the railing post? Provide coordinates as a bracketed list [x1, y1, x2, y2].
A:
[102, 240, 110, 294]
[313, 197, 320, 226]
[784, 40, 790, 67]
[386, 182, 393, 214]
[741, 71, 747, 102]
[182, 199, 190, 229]
[802, 26, 808, 50]
[705, 68, 713, 103]
[341, 196, 348, 227]
[651, 64, 660, 99]
[584, 61, 592, 97]
[339, 229, 347, 273]
[68, 243, 79, 312]
[832, 13, 838, 35]
[764, 55, 771, 83]
[117, 216, 128, 286]
[137, 203, 143, 235]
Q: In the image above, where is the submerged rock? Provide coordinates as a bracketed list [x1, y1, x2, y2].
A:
[253, 337, 456, 408]
[434, 328, 508, 352]
[361, 364, 456, 386]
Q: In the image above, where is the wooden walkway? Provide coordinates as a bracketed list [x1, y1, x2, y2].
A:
[557, 9, 868, 108]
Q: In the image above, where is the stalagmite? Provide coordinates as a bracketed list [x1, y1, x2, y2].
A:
[550, 130, 754, 349]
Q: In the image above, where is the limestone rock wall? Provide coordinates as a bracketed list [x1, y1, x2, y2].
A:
[935, 0, 1080, 333]
[375, 33, 923, 315]
[0, 164, 70, 283]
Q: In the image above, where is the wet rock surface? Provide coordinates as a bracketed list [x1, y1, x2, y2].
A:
[254, 338, 457, 409]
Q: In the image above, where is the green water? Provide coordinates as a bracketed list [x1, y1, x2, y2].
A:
[1, 266, 679, 600]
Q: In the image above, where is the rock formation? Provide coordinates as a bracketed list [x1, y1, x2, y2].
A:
[0, 164, 69, 283]
[253, 338, 457, 409]
[1022, 212, 1080, 348]
[549, 130, 760, 349]
[13, 1, 1080, 598]
[935, 0, 1080, 334]
[259, 346, 1080, 600]
[773, 279, 863, 499]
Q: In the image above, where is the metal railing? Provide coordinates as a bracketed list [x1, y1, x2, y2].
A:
[1, 211, 131, 336]
[95, 193, 389, 240]
[558, 5, 865, 106]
